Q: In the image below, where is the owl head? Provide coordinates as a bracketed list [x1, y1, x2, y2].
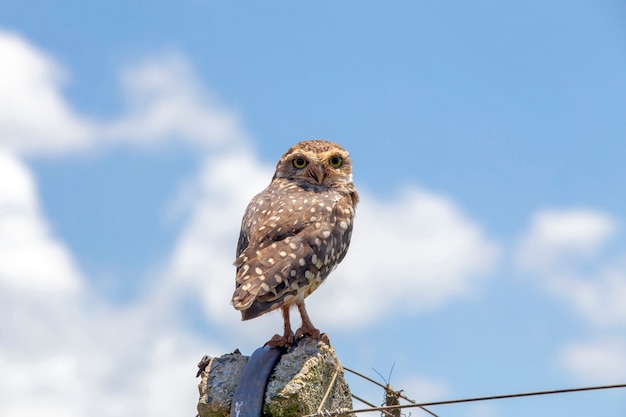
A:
[273, 139, 354, 189]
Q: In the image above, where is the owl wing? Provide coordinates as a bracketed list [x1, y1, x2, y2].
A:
[232, 183, 355, 320]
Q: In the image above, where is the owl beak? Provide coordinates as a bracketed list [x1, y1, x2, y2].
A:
[309, 165, 325, 184]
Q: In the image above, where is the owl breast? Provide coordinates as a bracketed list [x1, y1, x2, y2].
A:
[231, 177, 356, 320]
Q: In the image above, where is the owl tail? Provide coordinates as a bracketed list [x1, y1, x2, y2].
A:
[232, 290, 298, 321]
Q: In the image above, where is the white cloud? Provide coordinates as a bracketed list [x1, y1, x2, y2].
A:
[0, 146, 220, 416]
[0, 30, 248, 156]
[560, 338, 626, 383]
[0, 30, 94, 155]
[550, 264, 626, 380]
[517, 209, 626, 382]
[102, 52, 249, 148]
[0, 290, 215, 417]
[516, 209, 626, 327]
[0, 148, 82, 294]
[549, 269, 626, 328]
[517, 209, 616, 272]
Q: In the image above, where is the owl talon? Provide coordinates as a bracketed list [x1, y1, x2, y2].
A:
[295, 325, 321, 340]
[267, 331, 294, 348]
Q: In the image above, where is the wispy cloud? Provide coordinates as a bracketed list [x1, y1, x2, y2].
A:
[548, 268, 626, 328]
[516, 209, 626, 382]
[516, 208, 625, 327]
[516, 209, 616, 272]
[560, 338, 626, 383]
[0, 30, 95, 155]
[102, 52, 249, 148]
[0, 30, 248, 157]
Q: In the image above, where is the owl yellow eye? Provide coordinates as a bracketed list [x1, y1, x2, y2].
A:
[328, 156, 343, 167]
[292, 157, 308, 169]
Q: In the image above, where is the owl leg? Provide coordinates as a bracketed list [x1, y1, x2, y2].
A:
[267, 305, 294, 348]
[295, 300, 321, 340]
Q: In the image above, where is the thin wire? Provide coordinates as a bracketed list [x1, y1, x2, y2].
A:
[303, 383, 626, 417]
[343, 366, 440, 417]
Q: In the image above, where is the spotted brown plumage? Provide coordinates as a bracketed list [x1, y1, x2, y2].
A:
[232, 140, 359, 347]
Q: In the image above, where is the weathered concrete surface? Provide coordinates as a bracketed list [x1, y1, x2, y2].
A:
[264, 336, 353, 417]
[197, 350, 248, 417]
[197, 336, 353, 417]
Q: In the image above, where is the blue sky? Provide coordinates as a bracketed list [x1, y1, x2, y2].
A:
[1, 1, 625, 416]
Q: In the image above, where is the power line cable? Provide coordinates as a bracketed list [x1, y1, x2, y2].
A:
[303, 383, 626, 417]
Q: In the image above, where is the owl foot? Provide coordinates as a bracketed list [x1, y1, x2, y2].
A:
[295, 324, 320, 340]
[267, 330, 294, 348]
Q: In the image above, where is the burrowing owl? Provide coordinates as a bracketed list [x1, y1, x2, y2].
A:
[231, 140, 359, 347]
